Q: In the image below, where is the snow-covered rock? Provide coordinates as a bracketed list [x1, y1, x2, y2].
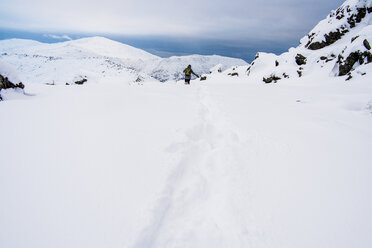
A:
[209, 64, 223, 74]
[243, 0, 372, 83]
[0, 60, 25, 101]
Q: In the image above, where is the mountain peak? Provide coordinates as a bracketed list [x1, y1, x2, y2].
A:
[64, 36, 159, 61]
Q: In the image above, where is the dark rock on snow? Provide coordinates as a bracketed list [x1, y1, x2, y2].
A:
[307, 29, 349, 50]
[135, 76, 144, 83]
[295, 54, 307, 65]
[351, 36, 360, 43]
[304, 6, 371, 50]
[346, 73, 353, 81]
[263, 75, 281, 83]
[0, 74, 25, 101]
[0, 74, 24, 90]
[228, 72, 239, 77]
[363, 39, 371, 50]
[338, 51, 372, 76]
[347, 7, 367, 28]
[75, 78, 87, 85]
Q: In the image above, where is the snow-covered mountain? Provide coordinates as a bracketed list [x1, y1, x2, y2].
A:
[221, 0, 372, 83]
[0, 36, 247, 85]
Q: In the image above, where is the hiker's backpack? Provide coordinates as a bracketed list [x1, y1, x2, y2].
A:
[185, 67, 192, 76]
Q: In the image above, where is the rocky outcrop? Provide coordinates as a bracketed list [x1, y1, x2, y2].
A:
[306, 28, 349, 50]
[263, 74, 281, 83]
[347, 7, 368, 28]
[295, 54, 307, 65]
[228, 72, 239, 77]
[0, 74, 25, 101]
[338, 51, 372, 76]
[74, 78, 87, 85]
[305, 4, 370, 51]
[363, 39, 371, 50]
[244, 0, 372, 83]
[0, 74, 24, 90]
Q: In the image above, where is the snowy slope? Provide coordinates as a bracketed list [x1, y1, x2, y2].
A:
[0, 39, 43, 51]
[0, 37, 247, 85]
[232, 0, 372, 83]
[145, 55, 247, 82]
[0, 60, 21, 84]
[0, 38, 150, 85]
[65, 37, 158, 60]
[1, 75, 372, 248]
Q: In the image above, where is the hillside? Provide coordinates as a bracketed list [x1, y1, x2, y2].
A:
[219, 0, 372, 83]
[0, 37, 247, 85]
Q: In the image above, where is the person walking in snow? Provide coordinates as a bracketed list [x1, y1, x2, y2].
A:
[183, 65, 199, 85]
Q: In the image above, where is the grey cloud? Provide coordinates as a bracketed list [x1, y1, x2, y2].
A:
[0, 0, 343, 42]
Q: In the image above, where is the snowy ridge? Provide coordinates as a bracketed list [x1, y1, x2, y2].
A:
[0, 39, 43, 52]
[222, 0, 372, 83]
[64, 37, 159, 60]
[0, 38, 150, 85]
[300, 0, 372, 49]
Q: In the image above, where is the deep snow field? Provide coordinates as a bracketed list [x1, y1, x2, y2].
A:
[2, 0, 372, 246]
[1, 73, 372, 248]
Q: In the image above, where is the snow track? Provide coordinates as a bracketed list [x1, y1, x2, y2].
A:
[2, 79, 372, 248]
[133, 85, 256, 248]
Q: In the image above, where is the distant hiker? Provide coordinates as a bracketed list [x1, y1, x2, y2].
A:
[183, 65, 199, 85]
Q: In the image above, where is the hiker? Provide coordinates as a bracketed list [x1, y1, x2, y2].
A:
[183, 65, 199, 85]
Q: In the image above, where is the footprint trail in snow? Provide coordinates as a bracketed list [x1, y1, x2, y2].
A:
[133, 84, 263, 248]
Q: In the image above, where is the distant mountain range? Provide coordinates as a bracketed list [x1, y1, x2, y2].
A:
[0, 37, 247, 85]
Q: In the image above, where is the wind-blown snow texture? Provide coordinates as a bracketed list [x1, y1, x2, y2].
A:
[1, 1, 372, 248]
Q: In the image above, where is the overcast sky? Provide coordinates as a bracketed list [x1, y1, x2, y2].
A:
[1, 0, 342, 42]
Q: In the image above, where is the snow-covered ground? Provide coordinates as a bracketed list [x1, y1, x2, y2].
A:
[1, 73, 372, 248]
[1, 1, 372, 247]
